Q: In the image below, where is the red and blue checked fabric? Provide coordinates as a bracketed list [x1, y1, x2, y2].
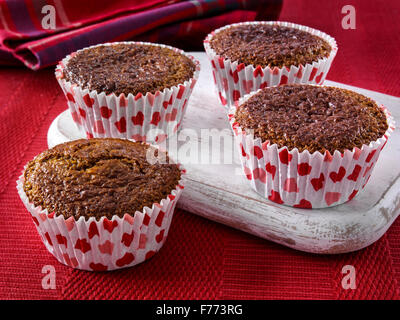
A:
[0, 0, 282, 70]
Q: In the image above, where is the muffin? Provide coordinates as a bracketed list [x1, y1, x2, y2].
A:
[17, 138, 185, 271]
[204, 21, 337, 107]
[229, 84, 394, 208]
[56, 42, 200, 143]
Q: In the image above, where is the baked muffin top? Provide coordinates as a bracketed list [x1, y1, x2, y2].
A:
[234, 85, 388, 154]
[23, 138, 181, 221]
[210, 24, 332, 68]
[63, 43, 196, 96]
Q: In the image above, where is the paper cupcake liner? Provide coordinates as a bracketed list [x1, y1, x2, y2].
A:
[204, 21, 338, 108]
[16, 152, 186, 271]
[55, 41, 200, 144]
[229, 89, 395, 209]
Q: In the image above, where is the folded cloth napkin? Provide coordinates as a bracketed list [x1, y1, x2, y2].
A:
[0, 0, 282, 70]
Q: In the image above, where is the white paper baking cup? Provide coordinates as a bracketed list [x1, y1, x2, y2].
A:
[55, 42, 200, 143]
[204, 21, 338, 108]
[229, 89, 395, 208]
[16, 148, 186, 271]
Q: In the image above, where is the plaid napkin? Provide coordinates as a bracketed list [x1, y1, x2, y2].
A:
[0, 0, 282, 69]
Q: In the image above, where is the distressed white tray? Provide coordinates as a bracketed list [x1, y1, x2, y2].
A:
[48, 52, 400, 254]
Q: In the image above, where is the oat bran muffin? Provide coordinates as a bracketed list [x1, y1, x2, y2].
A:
[204, 21, 337, 107]
[56, 42, 200, 142]
[235, 84, 388, 154]
[230, 84, 393, 208]
[23, 138, 181, 220]
[63, 43, 196, 96]
[209, 23, 332, 68]
[18, 138, 185, 271]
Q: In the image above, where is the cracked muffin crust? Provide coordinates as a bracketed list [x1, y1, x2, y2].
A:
[63, 43, 196, 96]
[235, 84, 388, 154]
[23, 138, 181, 220]
[210, 24, 332, 68]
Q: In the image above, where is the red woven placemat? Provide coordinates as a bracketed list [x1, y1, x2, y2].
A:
[1, 0, 400, 300]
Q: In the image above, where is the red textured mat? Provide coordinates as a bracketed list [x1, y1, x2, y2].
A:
[1, 0, 400, 299]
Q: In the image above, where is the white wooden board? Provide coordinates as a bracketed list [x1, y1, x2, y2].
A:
[48, 52, 400, 254]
